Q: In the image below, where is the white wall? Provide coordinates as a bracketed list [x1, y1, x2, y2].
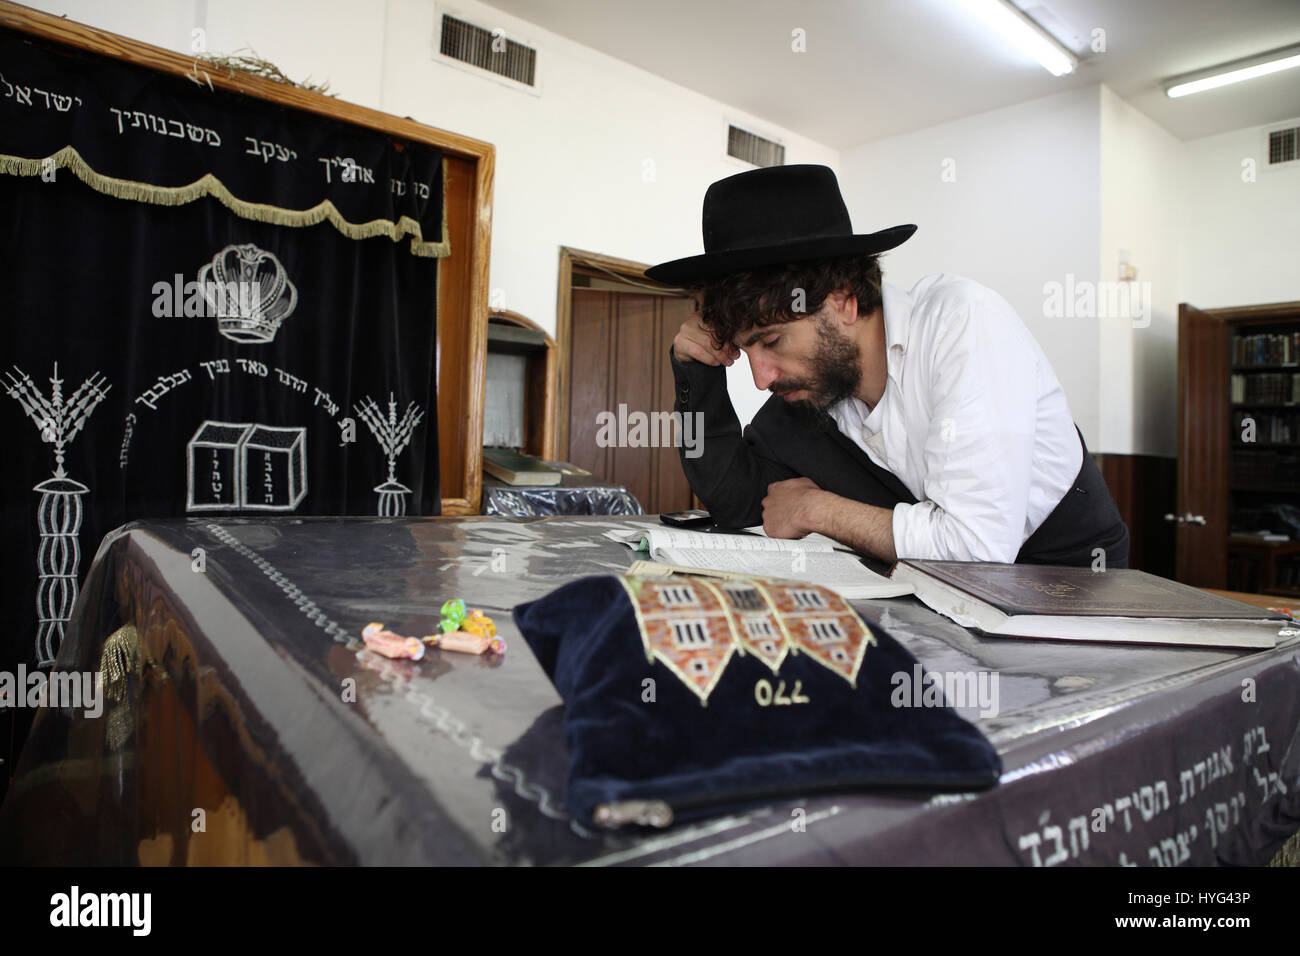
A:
[1180, 116, 1300, 310]
[1099, 85, 1184, 459]
[22, 0, 836, 345]
[840, 86, 1104, 447]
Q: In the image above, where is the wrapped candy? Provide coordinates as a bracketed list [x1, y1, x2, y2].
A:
[361, 610, 504, 660]
[461, 609, 497, 639]
[362, 622, 425, 661]
[440, 598, 467, 634]
[426, 602, 505, 656]
[435, 631, 500, 655]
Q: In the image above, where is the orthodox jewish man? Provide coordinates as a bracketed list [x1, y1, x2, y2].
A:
[646, 164, 1129, 568]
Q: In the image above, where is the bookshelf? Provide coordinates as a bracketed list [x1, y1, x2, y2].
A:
[1226, 324, 1300, 597]
[1177, 302, 1300, 593]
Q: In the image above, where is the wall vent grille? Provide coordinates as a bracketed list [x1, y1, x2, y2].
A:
[440, 13, 537, 87]
[727, 125, 785, 167]
[1267, 126, 1298, 166]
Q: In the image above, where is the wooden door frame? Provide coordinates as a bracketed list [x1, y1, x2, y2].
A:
[554, 246, 688, 459]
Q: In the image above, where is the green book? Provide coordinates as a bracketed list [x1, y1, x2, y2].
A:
[482, 447, 562, 485]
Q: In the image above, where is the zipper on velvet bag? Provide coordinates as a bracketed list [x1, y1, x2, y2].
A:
[593, 799, 674, 829]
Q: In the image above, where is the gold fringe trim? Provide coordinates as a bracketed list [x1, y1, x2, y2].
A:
[0, 146, 450, 258]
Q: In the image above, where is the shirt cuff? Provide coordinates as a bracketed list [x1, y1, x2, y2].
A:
[891, 501, 935, 561]
[891, 500, 1020, 563]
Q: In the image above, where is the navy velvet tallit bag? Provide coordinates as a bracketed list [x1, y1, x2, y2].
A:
[512, 574, 1002, 829]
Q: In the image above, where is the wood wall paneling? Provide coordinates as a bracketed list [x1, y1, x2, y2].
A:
[656, 296, 696, 513]
[1097, 454, 1176, 578]
[568, 290, 614, 479]
[610, 293, 658, 509]
[567, 288, 694, 514]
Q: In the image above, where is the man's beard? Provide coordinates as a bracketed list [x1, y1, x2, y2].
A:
[770, 317, 863, 431]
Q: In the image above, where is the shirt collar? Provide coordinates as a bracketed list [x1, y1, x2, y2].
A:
[880, 281, 911, 357]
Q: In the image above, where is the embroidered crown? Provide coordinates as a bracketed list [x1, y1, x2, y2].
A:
[198, 243, 298, 344]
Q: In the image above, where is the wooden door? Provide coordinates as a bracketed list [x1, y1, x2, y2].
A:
[1176, 303, 1229, 586]
[567, 289, 695, 513]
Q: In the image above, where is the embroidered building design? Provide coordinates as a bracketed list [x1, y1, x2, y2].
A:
[618, 574, 874, 703]
[763, 581, 875, 686]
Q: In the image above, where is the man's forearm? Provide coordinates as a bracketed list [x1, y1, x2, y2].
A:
[811, 491, 898, 563]
[670, 348, 794, 527]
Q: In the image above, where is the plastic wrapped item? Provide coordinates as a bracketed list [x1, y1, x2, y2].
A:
[482, 478, 643, 517]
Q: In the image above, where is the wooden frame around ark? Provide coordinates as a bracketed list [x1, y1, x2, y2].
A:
[0, 0, 495, 515]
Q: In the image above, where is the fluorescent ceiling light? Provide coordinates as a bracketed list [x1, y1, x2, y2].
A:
[1166, 46, 1300, 98]
[957, 0, 1078, 76]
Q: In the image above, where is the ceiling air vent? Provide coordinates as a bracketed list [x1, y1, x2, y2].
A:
[1267, 126, 1298, 166]
[440, 13, 537, 88]
[728, 125, 785, 167]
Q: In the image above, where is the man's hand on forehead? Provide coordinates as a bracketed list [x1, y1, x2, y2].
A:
[672, 311, 740, 367]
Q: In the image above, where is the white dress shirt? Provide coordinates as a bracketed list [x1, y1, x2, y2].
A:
[828, 274, 1083, 563]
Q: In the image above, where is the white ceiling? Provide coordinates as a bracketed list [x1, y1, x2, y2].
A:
[483, 0, 1300, 147]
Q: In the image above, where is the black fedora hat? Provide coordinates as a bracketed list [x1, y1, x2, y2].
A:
[644, 164, 916, 287]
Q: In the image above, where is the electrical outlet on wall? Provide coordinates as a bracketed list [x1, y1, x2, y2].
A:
[1118, 249, 1138, 282]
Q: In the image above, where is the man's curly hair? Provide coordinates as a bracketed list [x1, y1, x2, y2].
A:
[694, 254, 884, 350]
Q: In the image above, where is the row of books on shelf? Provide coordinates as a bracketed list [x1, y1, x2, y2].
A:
[1227, 552, 1300, 594]
[1229, 371, 1300, 404]
[1274, 558, 1300, 590]
[1232, 410, 1299, 444]
[1230, 450, 1300, 486]
[1233, 331, 1300, 367]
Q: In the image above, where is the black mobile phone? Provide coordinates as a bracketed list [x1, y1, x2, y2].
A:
[660, 509, 712, 528]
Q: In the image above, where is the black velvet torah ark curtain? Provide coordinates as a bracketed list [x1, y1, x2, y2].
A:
[0, 28, 444, 714]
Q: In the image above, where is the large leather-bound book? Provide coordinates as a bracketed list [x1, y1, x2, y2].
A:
[890, 561, 1296, 649]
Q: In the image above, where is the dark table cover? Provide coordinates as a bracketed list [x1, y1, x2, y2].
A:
[2, 515, 1297, 866]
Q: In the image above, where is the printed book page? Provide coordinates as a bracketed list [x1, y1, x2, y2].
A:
[742, 526, 846, 550]
[605, 526, 840, 554]
[654, 547, 913, 599]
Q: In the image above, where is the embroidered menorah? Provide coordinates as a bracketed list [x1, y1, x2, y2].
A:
[4, 363, 111, 665]
[354, 392, 424, 516]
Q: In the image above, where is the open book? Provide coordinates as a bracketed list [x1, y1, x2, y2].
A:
[609, 526, 913, 600]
